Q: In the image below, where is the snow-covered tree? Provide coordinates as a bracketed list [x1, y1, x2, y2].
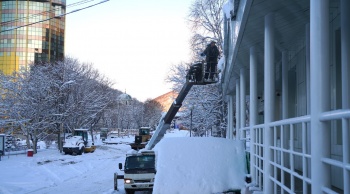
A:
[61, 60, 114, 130]
[0, 57, 118, 153]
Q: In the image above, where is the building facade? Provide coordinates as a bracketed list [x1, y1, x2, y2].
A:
[0, 0, 66, 75]
[222, 0, 349, 193]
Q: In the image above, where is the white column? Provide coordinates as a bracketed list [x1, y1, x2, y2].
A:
[281, 50, 290, 174]
[240, 68, 246, 138]
[226, 96, 231, 139]
[306, 23, 311, 115]
[310, 0, 331, 193]
[227, 95, 235, 139]
[341, 0, 350, 109]
[305, 22, 312, 180]
[230, 97, 234, 140]
[341, 0, 350, 193]
[250, 47, 258, 181]
[236, 79, 240, 139]
[264, 12, 275, 194]
[282, 51, 289, 119]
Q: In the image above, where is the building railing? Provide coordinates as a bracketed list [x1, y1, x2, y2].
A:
[240, 110, 350, 194]
[319, 109, 350, 194]
[242, 115, 311, 193]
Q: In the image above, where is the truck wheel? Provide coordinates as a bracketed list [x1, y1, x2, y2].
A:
[78, 147, 84, 155]
[125, 189, 134, 194]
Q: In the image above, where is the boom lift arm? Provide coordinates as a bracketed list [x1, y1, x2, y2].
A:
[145, 62, 217, 150]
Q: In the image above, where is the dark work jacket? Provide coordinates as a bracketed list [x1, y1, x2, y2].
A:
[203, 44, 220, 63]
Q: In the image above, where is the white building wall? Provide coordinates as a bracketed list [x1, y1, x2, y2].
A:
[222, 0, 349, 193]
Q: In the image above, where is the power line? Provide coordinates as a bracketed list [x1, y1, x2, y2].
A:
[0, 0, 94, 26]
[0, 0, 109, 33]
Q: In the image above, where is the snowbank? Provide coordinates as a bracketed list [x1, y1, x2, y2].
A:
[164, 129, 189, 138]
[153, 137, 246, 194]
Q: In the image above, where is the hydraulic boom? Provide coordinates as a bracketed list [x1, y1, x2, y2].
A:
[145, 62, 217, 150]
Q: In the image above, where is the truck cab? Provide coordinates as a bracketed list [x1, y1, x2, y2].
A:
[129, 127, 152, 150]
[118, 150, 156, 194]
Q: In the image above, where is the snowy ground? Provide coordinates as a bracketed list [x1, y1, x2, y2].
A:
[0, 130, 248, 194]
[0, 142, 131, 194]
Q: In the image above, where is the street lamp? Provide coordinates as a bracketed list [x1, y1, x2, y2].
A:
[189, 105, 195, 137]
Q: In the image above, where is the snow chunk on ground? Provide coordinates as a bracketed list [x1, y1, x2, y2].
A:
[153, 137, 246, 194]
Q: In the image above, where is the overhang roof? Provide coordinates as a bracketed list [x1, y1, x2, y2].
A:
[223, 0, 340, 95]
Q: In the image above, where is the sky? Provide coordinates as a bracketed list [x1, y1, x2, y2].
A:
[65, 0, 194, 102]
[0, 129, 248, 194]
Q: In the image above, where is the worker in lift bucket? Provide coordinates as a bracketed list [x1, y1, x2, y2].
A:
[201, 40, 220, 81]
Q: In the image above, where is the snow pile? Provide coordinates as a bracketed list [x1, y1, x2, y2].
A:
[164, 129, 189, 138]
[153, 137, 246, 194]
[63, 136, 82, 147]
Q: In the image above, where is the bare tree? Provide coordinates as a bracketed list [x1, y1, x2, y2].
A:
[163, 0, 227, 137]
[143, 99, 163, 129]
[187, 0, 225, 60]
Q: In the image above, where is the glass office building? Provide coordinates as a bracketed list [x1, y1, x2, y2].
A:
[0, 0, 66, 75]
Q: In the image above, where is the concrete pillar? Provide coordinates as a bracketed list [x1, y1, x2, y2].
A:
[263, 12, 275, 193]
[250, 46, 258, 181]
[236, 79, 240, 139]
[310, 0, 331, 193]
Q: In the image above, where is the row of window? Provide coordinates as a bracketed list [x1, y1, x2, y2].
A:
[1, 29, 64, 36]
[0, 44, 48, 49]
[0, 52, 50, 59]
[2, 14, 50, 23]
[0, 46, 64, 53]
[0, 31, 47, 36]
[1, 8, 64, 16]
[0, 59, 32, 64]
[2, 2, 50, 10]
[1, 39, 45, 44]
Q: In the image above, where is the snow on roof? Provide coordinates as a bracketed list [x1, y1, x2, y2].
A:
[74, 129, 89, 131]
[223, 0, 234, 19]
[153, 137, 247, 194]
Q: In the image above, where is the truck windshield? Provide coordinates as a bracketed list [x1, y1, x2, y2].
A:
[139, 129, 150, 135]
[74, 131, 88, 140]
[125, 155, 155, 170]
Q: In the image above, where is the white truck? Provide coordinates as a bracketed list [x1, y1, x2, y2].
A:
[115, 150, 156, 194]
[63, 129, 96, 155]
[113, 62, 218, 192]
